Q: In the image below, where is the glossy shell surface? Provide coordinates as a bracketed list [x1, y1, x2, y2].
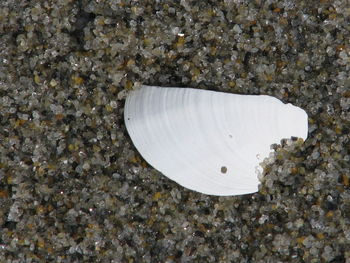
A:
[124, 86, 308, 196]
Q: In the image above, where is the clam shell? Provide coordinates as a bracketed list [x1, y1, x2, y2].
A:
[124, 85, 308, 196]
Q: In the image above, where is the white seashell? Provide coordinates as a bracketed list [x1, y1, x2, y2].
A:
[124, 85, 308, 196]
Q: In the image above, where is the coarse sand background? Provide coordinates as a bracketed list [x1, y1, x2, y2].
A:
[1, 0, 350, 262]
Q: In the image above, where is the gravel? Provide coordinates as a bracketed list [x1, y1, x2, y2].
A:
[1, 0, 350, 262]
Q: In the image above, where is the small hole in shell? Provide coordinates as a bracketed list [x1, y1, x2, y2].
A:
[221, 166, 227, 174]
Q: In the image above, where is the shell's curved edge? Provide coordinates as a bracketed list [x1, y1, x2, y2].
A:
[124, 85, 308, 196]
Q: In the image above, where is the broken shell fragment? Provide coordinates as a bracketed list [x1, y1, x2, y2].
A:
[124, 85, 308, 196]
